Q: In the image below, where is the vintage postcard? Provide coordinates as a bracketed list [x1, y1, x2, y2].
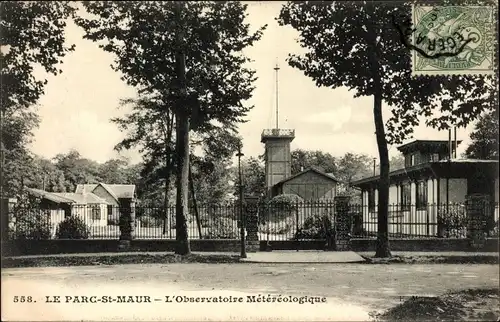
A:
[1, 1, 498, 321]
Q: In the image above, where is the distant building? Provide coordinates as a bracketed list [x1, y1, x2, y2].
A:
[75, 183, 136, 223]
[351, 140, 499, 236]
[261, 128, 338, 200]
[26, 183, 136, 229]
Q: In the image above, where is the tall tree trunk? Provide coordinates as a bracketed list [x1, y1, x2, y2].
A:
[173, 1, 190, 255]
[373, 92, 391, 258]
[366, 10, 391, 258]
[175, 110, 190, 254]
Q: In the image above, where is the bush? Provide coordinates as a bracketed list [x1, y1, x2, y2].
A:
[437, 205, 468, 238]
[265, 194, 303, 223]
[203, 218, 238, 239]
[13, 209, 52, 240]
[489, 220, 499, 237]
[294, 213, 333, 240]
[259, 216, 296, 235]
[139, 215, 161, 228]
[56, 216, 90, 239]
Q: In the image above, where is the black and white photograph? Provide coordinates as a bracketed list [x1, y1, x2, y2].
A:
[1, 1, 499, 321]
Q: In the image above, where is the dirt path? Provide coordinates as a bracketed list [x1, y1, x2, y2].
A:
[2, 263, 498, 321]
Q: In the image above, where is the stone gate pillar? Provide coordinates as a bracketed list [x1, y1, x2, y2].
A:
[466, 194, 489, 249]
[334, 195, 351, 251]
[244, 195, 260, 252]
[118, 198, 136, 251]
[1, 198, 17, 242]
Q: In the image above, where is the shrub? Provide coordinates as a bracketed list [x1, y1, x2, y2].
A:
[489, 220, 499, 237]
[203, 218, 238, 239]
[294, 213, 333, 240]
[259, 216, 296, 235]
[437, 205, 468, 238]
[13, 209, 52, 240]
[56, 216, 90, 239]
[264, 194, 303, 223]
[139, 215, 161, 228]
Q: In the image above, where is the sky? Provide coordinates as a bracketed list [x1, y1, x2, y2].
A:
[29, 2, 474, 165]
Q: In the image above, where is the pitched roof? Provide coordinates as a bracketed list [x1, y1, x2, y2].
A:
[26, 188, 76, 204]
[274, 167, 339, 187]
[52, 192, 109, 205]
[75, 183, 136, 199]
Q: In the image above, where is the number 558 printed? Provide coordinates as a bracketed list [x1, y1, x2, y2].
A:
[13, 296, 35, 303]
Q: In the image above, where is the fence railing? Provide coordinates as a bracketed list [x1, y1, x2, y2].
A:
[7, 201, 499, 241]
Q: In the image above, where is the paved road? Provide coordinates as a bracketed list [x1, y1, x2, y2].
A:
[2, 263, 498, 321]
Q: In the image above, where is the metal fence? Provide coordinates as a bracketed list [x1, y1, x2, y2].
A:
[7, 201, 499, 241]
[259, 202, 499, 241]
[8, 204, 241, 240]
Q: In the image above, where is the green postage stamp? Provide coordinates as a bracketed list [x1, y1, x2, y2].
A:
[411, 6, 496, 75]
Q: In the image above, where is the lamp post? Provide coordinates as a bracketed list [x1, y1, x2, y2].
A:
[237, 144, 247, 258]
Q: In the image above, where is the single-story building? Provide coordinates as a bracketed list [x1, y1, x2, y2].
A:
[351, 140, 499, 237]
[271, 167, 339, 200]
[26, 188, 110, 228]
[75, 183, 136, 223]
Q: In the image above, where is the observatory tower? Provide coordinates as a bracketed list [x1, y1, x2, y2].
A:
[261, 63, 295, 195]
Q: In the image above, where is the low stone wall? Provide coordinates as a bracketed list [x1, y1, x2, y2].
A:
[350, 238, 499, 252]
[2, 239, 241, 257]
[2, 237, 498, 256]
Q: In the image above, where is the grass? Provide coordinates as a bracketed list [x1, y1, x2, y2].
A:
[373, 288, 499, 321]
[360, 254, 499, 264]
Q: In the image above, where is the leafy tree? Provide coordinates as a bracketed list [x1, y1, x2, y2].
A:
[239, 157, 266, 198]
[98, 158, 132, 184]
[114, 94, 176, 209]
[291, 149, 337, 175]
[0, 1, 75, 198]
[76, 2, 265, 254]
[191, 156, 233, 204]
[53, 150, 102, 192]
[336, 153, 372, 193]
[465, 109, 499, 160]
[389, 155, 406, 171]
[0, 1, 75, 111]
[278, 1, 497, 257]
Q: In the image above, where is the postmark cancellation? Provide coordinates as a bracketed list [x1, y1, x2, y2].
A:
[411, 5, 496, 75]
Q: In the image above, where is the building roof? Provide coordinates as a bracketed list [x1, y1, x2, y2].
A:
[53, 192, 109, 205]
[75, 183, 136, 199]
[273, 167, 339, 187]
[351, 159, 499, 188]
[26, 188, 76, 204]
[397, 140, 462, 154]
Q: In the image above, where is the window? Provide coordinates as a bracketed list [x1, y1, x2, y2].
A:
[400, 184, 411, 211]
[431, 153, 440, 162]
[368, 189, 375, 212]
[405, 154, 417, 167]
[107, 205, 113, 216]
[91, 205, 101, 220]
[416, 181, 428, 210]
